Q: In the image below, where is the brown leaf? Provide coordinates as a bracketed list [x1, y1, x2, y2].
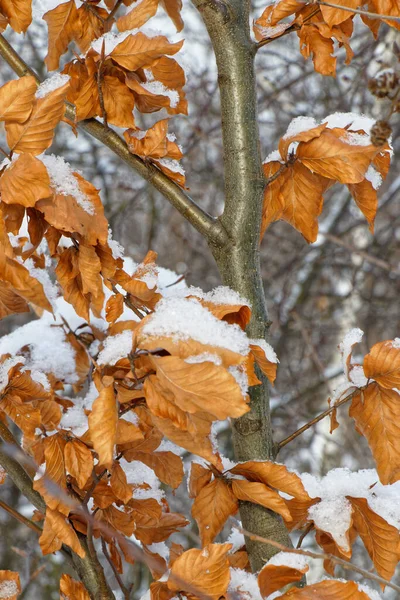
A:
[151, 355, 249, 420]
[1, 0, 31, 33]
[124, 119, 168, 159]
[101, 75, 135, 128]
[348, 496, 399, 583]
[363, 340, 400, 389]
[192, 479, 238, 545]
[278, 579, 373, 598]
[168, 544, 231, 600]
[44, 0, 80, 71]
[6, 82, 69, 155]
[0, 282, 29, 319]
[0, 570, 21, 600]
[117, 0, 159, 31]
[230, 461, 310, 500]
[40, 508, 85, 558]
[110, 461, 132, 503]
[60, 574, 90, 600]
[116, 418, 144, 444]
[349, 384, 400, 484]
[0, 75, 36, 123]
[0, 154, 52, 207]
[250, 342, 278, 384]
[278, 122, 328, 162]
[106, 293, 124, 323]
[297, 129, 378, 184]
[258, 561, 309, 597]
[347, 178, 378, 232]
[64, 440, 94, 489]
[33, 434, 70, 514]
[0, 246, 52, 312]
[129, 450, 184, 490]
[110, 33, 183, 71]
[320, 0, 362, 26]
[161, 0, 184, 32]
[188, 462, 212, 498]
[88, 385, 118, 469]
[39, 399, 62, 431]
[298, 24, 337, 77]
[231, 479, 292, 521]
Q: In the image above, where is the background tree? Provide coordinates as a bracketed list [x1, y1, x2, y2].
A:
[0, 0, 399, 599]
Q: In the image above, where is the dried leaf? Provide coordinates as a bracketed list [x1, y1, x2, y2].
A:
[363, 340, 400, 389]
[349, 384, 400, 484]
[231, 479, 292, 521]
[168, 544, 231, 599]
[1, 0, 31, 33]
[44, 0, 80, 70]
[60, 574, 90, 600]
[0, 75, 36, 123]
[64, 440, 94, 489]
[230, 461, 310, 500]
[0, 154, 52, 207]
[278, 579, 374, 598]
[88, 385, 118, 469]
[101, 75, 135, 128]
[0, 570, 21, 600]
[41, 508, 85, 558]
[250, 342, 277, 384]
[110, 461, 132, 503]
[117, 0, 159, 31]
[110, 33, 183, 71]
[258, 561, 309, 597]
[192, 479, 238, 545]
[0, 282, 29, 319]
[188, 462, 212, 498]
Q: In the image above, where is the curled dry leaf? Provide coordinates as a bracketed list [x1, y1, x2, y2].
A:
[64, 440, 94, 489]
[278, 579, 375, 599]
[363, 340, 400, 389]
[168, 543, 232, 600]
[0, 75, 37, 123]
[229, 460, 310, 500]
[40, 508, 85, 558]
[88, 385, 118, 470]
[231, 479, 292, 522]
[0, 154, 52, 207]
[192, 478, 238, 545]
[349, 383, 400, 484]
[258, 561, 309, 597]
[110, 33, 183, 71]
[60, 573, 90, 600]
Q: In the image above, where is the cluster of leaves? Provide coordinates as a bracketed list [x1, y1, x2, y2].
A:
[262, 117, 391, 243]
[255, 0, 400, 76]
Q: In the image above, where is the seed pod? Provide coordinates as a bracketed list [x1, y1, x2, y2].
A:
[368, 69, 399, 99]
[370, 120, 392, 146]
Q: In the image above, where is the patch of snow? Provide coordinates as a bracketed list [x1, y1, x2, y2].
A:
[40, 154, 95, 215]
[0, 580, 19, 599]
[228, 569, 262, 600]
[264, 149, 283, 164]
[120, 458, 164, 501]
[0, 356, 25, 392]
[196, 286, 250, 307]
[341, 132, 371, 147]
[227, 528, 245, 552]
[266, 551, 309, 570]
[185, 353, 222, 366]
[141, 297, 250, 355]
[322, 112, 375, 135]
[97, 330, 133, 365]
[147, 542, 169, 561]
[357, 583, 382, 600]
[229, 365, 249, 398]
[338, 328, 364, 379]
[365, 165, 383, 190]
[108, 228, 124, 259]
[282, 116, 318, 139]
[30, 370, 51, 391]
[349, 365, 368, 388]
[23, 258, 59, 311]
[156, 158, 185, 176]
[141, 80, 179, 108]
[250, 338, 278, 363]
[36, 74, 70, 98]
[391, 338, 400, 349]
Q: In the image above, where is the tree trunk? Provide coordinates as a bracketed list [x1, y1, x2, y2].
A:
[193, 0, 293, 571]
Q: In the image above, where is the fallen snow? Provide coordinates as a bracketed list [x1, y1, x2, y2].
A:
[338, 328, 364, 379]
[36, 74, 70, 98]
[250, 338, 278, 363]
[141, 80, 179, 108]
[97, 330, 133, 365]
[282, 116, 318, 140]
[156, 158, 185, 175]
[0, 580, 19, 600]
[141, 297, 250, 355]
[228, 569, 262, 600]
[266, 551, 309, 571]
[40, 154, 95, 215]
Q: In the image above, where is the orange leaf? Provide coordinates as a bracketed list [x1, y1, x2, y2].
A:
[347, 178, 378, 232]
[60, 574, 90, 600]
[105, 293, 124, 323]
[278, 122, 328, 162]
[0, 75, 36, 123]
[229, 461, 310, 500]
[88, 385, 118, 470]
[0, 282, 29, 319]
[129, 450, 184, 489]
[101, 75, 135, 128]
[1, 0, 31, 33]
[6, 82, 69, 155]
[231, 479, 292, 521]
[124, 119, 168, 159]
[249, 341, 278, 384]
[279, 579, 374, 598]
[298, 24, 337, 77]
[110, 33, 183, 71]
[0, 394, 40, 438]
[349, 384, 400, 484]
[363, 340, 400, 389]
[117, 0, 159, 31]
[258, 560, 309, 597]
[0, 570, 21, 600]
[297, 129, 378, 184]
[348, 496, 399, 583]
[188, 462, 212, 498]
[40, 508, 85, 558]
[44, 0, 80, 71]
[110, 461, 132, 503]
[64, 440, 94, 489]
[0, 154, 52, 207]
[33, 434, 70, 514]
[161, 0, 184, 32]
[192, 479, 238, 545]
[168, 544, 231, 599]
[151, 355, 249, 420]
[320, 0, 363, 26]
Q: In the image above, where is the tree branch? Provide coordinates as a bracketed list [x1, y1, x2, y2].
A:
[239, 527, 400, 594]
[0, 498, 42, 535]
[0, 33, 228, 248]
[277, 387, 359, 450]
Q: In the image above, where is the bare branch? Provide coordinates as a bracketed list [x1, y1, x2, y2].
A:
[314, 0, 400, 22]
[0, 499, 42, 535]
[0, 33, 228, 247]
[239, 526, 400, 594]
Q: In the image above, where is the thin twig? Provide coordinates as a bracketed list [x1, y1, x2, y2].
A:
[239, 527, 400, 594]
[101, 538, 130, 600]
[313, 0, 400, 22]
[264, 162, 288, 186]
[107, 0, 124, 23]
[277, 387, 359, 449]
[0, 33, 228, 247]
[0, 499, 42, 535]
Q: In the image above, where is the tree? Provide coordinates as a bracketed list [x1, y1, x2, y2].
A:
[0, 0, 399, 599]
